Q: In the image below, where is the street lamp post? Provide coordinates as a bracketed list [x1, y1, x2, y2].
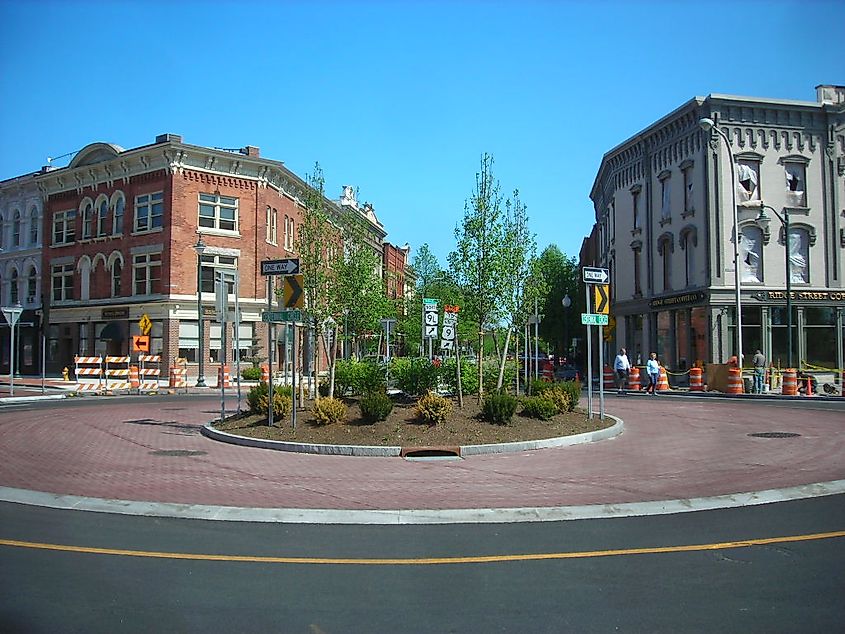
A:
[2, 302, 23, 396]
[561, 292, 572, 363]
[755, 204, 794, 368]
[699, 117, 743, 366]
[194, 237, 207, 387]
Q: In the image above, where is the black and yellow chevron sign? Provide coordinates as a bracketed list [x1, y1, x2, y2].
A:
[594, 284, 609, 315]
[283, 274, 304, 309]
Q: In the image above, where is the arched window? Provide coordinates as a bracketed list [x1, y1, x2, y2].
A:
[78, 257, 92, 301]
[29, 206, 40, 245]
[26, 266, 38, 304]
[12, 210, 21, 247]
[657, 233, 674, 292]
[81, 199, 94, 239]
[97, 198, 108, 236]
[112, 260, 122, 297]
[680, 226, 698, 288]
[788, 228, 810, 284]
[9, 269, 19, 304]
[112, 192, 125, 236]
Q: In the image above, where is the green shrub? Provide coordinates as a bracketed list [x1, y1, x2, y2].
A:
[416, 391, 453, 425]
[358, 360, 387, 395]
[529, 378, 551, 396]
[246, 382, 292, 418]
[544, 386, 571, 414]
[558, 380, 582, 412]
[440, 358, 479, 396]
[392, 357, 440, 396]
[333, 359, 359, 396]
[482, 359, 518, 395]
[312, 397, 347, 425]
[521, 396, 558, 420]
[481, 392, 518, 425]
[241, 366, 262, 381]
[359, 391, 394, 422]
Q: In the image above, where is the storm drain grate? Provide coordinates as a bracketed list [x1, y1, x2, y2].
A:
[149, 450, 208, 457]
[748, 432, 801, 439]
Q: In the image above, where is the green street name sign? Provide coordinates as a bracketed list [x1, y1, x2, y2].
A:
[262, 310, 302, 323]
[423, 298, 438, 305]
[581, 313, 609, 326]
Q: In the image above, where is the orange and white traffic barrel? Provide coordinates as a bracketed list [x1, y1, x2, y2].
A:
[261, 364, 270, 384]
[217, 365, 231, 389]
[627, 367, 641, 391]
[727, 367, 744, 394]
[781, 369, 797, 396]
[657, 366, 671, 391]
[689, 367, 704, 391]
[603, 366, 615, 391]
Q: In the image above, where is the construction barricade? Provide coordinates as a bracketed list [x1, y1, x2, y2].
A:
[137, 354, 162, 393]
[657, 366, 670, 391]
[603, 366, 615, 391]
[627, 367, 641, 391]
[726, 368, 744, 394]
[104, 356, 132, 393]
[689, 367, 704, 391]
[169, 358, 189, 393]
[217, 364, 231, 389]
[74, 356, 103, 394]
[261, 364, 270, 384]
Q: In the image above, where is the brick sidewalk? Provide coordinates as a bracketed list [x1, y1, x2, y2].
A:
[0, 394, 843, 512]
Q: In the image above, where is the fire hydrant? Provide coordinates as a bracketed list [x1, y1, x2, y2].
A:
[62, 367, 70, 381]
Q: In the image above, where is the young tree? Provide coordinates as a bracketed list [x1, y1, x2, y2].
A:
[448, 153, 509, 401]
[536, 245, 580, 361]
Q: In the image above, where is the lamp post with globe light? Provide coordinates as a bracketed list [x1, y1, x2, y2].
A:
[561, 292, 572, 364]
[699, 117, 743, 366]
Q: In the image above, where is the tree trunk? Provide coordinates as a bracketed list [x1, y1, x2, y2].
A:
[496, 327, 512, 392]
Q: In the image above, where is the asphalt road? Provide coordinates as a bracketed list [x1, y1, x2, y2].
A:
[2, 495, 843, 633]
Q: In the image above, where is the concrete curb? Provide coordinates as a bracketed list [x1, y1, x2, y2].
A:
[3, 479, 843, 524]
[200, 414, 623, 458]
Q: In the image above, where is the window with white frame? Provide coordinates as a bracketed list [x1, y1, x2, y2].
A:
[134, 192, 163, 232]
[658, 171, 671, 222]
[735, 159, 760, 203]
[199, 253, 237, 294]
[97, 198, 108, 236]
[26, 266, 37, 304]
[132, 252, 162, 295]
[178, 321, 200, 363]
[783, 161, 808, 208]
[81, 200, 94, 239]
[266, 206, 277, 244]
[199, 193, 238, 232]
[53, 210, 76, 245]
[12, 210, 21, 247]
[52, 263, 74, 301]
[739, 226, 763, 283]
[284, 214, 294, 249]
[788, 228, 810, 283]
[29, 206, 39, 245]
[111, 260, 122, 297]
[113, 193, 125, 235]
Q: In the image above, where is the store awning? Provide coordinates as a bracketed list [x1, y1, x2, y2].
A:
[99, 321, 125, 341]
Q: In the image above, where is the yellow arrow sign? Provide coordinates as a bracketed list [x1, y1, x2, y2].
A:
[594, 284, 609, 315]
[283, 274, 304, 309]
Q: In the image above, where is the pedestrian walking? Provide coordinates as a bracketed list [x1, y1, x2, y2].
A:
[752, 349, 766, 394]
[646, 352, 660, 396]
[614, 347, 631, 395]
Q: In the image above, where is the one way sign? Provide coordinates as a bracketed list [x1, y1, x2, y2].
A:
[582, 266, 609, 284]
[594, 284, 609, 315]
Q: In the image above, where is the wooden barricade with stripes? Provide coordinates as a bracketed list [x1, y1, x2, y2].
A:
[137, 354, 162, 393]
[169, 358, 189, 393]
[104, 356, 132, 393]
[74, 356, 103, 394]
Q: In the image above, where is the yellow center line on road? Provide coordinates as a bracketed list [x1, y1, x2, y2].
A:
[1, 530, 843, 566]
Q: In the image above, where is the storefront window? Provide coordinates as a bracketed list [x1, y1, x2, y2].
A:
[690, 307, 708, 366]
[805, 307, 836, 368]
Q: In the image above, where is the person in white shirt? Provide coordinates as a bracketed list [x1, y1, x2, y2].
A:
[646, 352, 661, 395]
[613, 347, 631, 394]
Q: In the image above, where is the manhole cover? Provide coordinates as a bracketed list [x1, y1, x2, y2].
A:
[748, 432, 801, 439]
[149, 450, 207, 457]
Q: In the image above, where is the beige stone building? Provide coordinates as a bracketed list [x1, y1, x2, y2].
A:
[589, 85, 845, 376]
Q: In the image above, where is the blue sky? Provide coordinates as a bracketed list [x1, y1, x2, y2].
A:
[1, 0, 843, 268]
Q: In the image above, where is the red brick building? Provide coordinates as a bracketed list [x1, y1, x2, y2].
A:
[26, 133, 403, 377]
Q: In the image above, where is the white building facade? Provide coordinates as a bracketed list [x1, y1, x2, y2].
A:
[589, 85, 845, 374]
